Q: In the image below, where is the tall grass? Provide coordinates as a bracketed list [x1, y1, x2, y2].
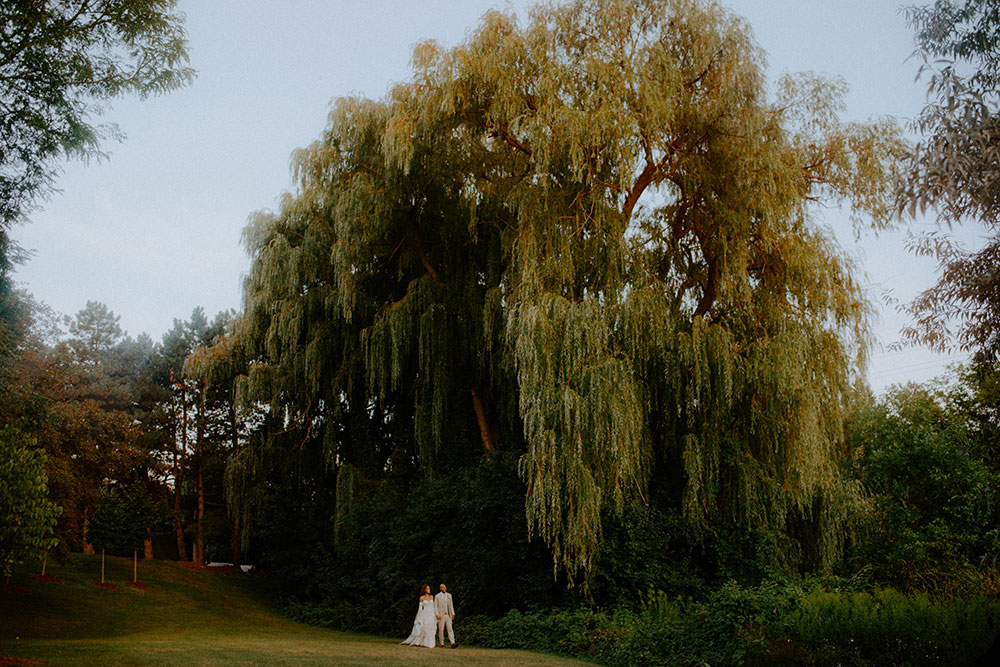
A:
[464, 582, 1000, 666]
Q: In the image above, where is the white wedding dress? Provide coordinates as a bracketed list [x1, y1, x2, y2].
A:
[401, 597, 437, 648]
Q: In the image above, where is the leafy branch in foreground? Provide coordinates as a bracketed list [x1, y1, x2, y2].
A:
[0, 425, 61, 582]
[0, 0, 194, 229]
[897, 1, 1000, 360]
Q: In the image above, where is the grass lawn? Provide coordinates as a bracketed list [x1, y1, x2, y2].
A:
[0, 554, 590, 666]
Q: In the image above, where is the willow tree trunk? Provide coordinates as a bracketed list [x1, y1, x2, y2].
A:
[471, 387, 495, 457]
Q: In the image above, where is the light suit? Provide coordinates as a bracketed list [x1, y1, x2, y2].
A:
[434, 590, 456, 646]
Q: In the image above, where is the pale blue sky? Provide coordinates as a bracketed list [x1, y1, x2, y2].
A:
[12, 0, 974, 392]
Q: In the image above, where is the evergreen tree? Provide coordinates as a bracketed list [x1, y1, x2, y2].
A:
[0, 1, 193, 382]
[152, 308, 236, 562]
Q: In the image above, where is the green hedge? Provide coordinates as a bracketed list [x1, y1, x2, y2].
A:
[775, 588, 999, 666]
[461, 583, 1000, 666]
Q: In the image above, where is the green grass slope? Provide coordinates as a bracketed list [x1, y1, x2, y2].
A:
[0, 555, 590, 666]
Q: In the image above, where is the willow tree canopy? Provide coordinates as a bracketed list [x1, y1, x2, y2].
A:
[218, 0, 902, 579]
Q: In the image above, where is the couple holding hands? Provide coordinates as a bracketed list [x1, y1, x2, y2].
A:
[401, 583, 457, 649]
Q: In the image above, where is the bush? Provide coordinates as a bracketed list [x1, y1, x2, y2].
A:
[0, 426, 60, 580]
[845, 381, 1000, 592]
[466, 582, 1000, 666]
[773, 588, 1000, 666]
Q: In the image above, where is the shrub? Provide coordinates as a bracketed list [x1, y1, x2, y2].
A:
[773, 588, 1000, 666]
[0, 426, 60, 580]
[846, 382, 1000, 592]
[467, 582, 1000, 666]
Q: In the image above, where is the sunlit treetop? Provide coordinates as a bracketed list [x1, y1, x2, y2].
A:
[213, 0, 904, 580]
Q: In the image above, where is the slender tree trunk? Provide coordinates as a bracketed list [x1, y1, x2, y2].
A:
[133, 550, 137, 582]
[173, 475, 187, 561]
[41, 551, 47, 577]
[195, 464, 204, 564]
[101, 547, 105, 584]
[194, 386, 206, 564]
[174, 388, 189, 562]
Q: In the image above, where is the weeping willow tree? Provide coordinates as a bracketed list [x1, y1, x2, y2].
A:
[209, 0, 903, 581]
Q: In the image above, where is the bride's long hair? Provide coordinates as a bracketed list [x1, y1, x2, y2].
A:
[421, 585, 431, 596]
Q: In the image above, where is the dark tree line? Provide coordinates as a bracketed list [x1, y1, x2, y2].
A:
[0, 297, 244, 569]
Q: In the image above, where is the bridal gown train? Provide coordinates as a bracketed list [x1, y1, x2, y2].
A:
[401, 598, 437, 648]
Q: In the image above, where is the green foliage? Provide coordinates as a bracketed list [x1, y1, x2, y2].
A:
[280, 458, 569, 635]
[15, 301, 164, 552]
[0, 0, 194, 229]
[465, 582, 1000, 666]
[464, 582, 792, 665]
[775, 587, 999, 666]
[0, 2, 193, 377]
[0, 425, 60, 578]
[222, 0, 902, 583]
[465, 608, 613, 657]
[0, 283, 31, 408]
[87, 485, 155, 556]
[845, 380, 1000, 590]
[589, 504, 710, 605]
[899, 0, 1000, 225]
[897, 1, 1000, 356]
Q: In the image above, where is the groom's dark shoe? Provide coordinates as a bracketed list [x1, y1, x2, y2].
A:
[451, 643, 458, 649]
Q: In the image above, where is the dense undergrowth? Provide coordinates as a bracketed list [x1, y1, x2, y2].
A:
[286, 581, 1000, 666]
[452, 583, 1000, 666]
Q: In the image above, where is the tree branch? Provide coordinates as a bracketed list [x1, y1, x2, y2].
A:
[413, 232, 445, 286]
[496, 124, 532, 156]
[622, 161, 657, 222]
[471, 386, 495, 457]
[692, 207, 718, 320]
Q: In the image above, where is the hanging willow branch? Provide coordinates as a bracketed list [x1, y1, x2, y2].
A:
[219, 0, 902, 581]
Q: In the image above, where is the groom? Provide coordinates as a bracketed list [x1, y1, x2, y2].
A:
[435, 583, 457, 648]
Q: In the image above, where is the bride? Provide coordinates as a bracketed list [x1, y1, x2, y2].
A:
[400, 585, 437, 648]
